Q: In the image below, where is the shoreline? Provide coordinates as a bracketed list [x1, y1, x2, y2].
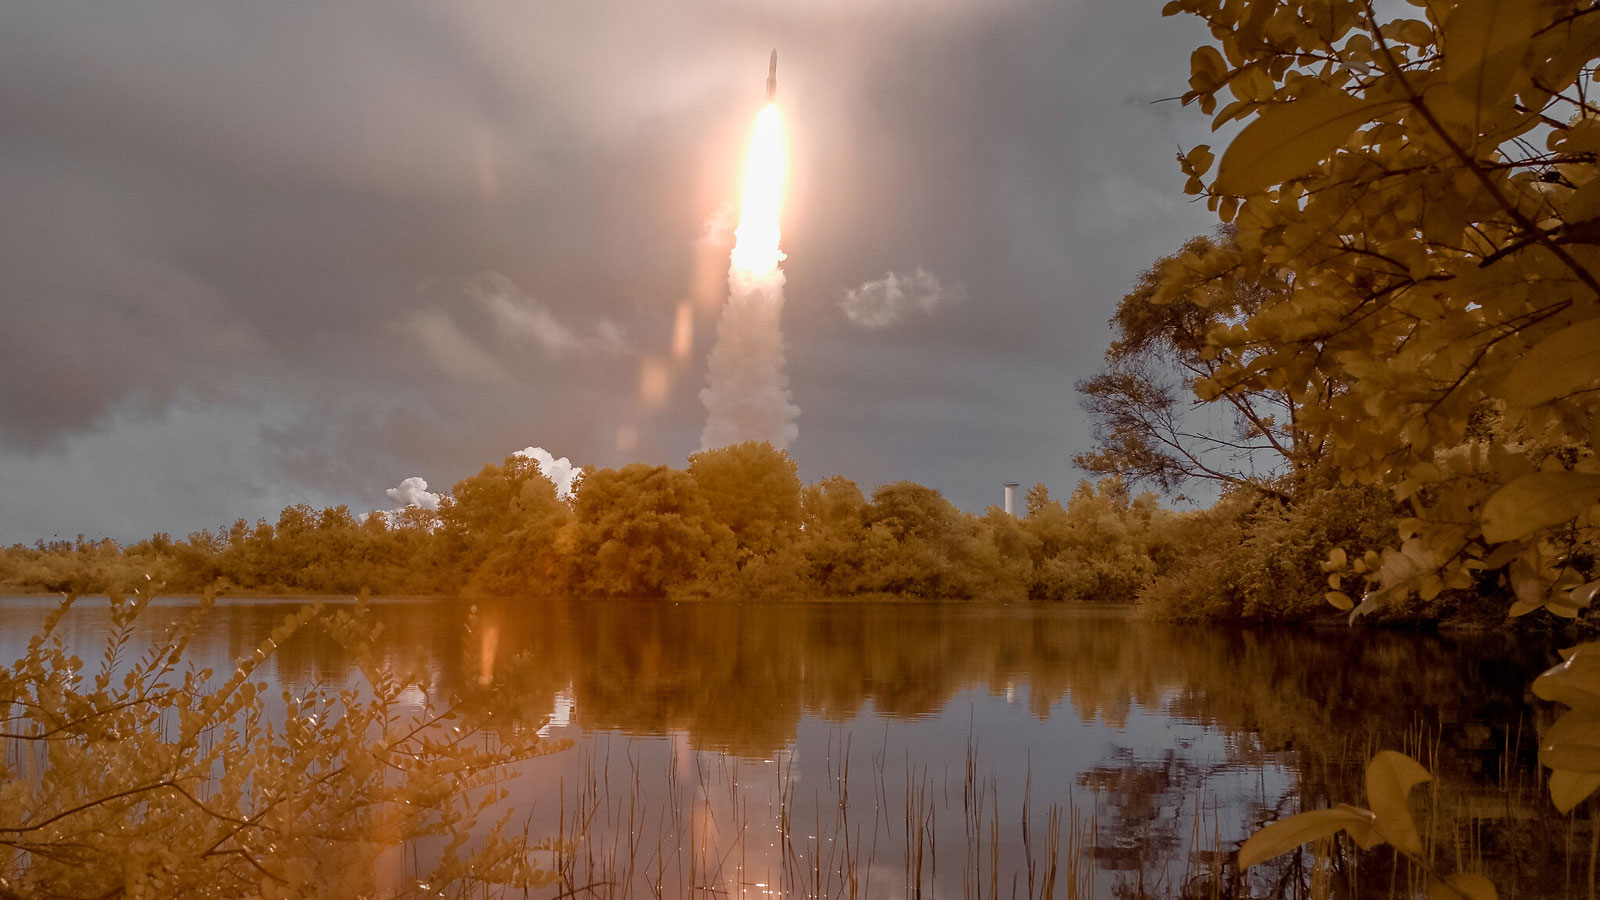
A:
[0, 589, 1571, 634]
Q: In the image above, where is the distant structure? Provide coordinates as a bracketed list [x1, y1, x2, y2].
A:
[1003, 482, 1020, 517]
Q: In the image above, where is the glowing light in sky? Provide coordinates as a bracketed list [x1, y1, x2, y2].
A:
[729, 104, 786, 277]
[699, 96, 798, 451]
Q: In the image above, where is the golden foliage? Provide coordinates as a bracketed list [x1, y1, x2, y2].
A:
[0, 592, 562, 898]
[3, 447, 1189, 608]
[1239, 751, 1502, 899]
[1163, 0, 1600, 618]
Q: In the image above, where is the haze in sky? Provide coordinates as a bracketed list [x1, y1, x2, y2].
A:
[0, 0, 1218, 543]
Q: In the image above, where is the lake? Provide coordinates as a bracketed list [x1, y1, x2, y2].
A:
[0, 596, 1577, 898]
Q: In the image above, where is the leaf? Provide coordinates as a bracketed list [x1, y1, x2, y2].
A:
[1214, 90, 1386, 195]
[1498, 319, 1600, 407]
[1510, 556, 1547, 605]
[1341, 805, 1385, 849]
[1575, 580, 1600, 609]
[1349, 587, 1393, 622]
[1479, 540, 1523, 571]
[1238, 805, 1377, 869]
[1430, 873, 1498, 900]
[1539, 11, 1600, 90]
[1212, 98, 1257, 129]
[1567, 179, 1600, 224]
[1388, 18, 1435, 49]
[1190, 46, 1228, 92]
[1549, 595, 1587, 619]
[1508, 599, 1541, 617]
[1442, 0, 1539, 135]
[1532, 645, 1600, 715]
[1481, 472, 1600, 542]
[1540, 709, 1600, 773]
[1547, 769, 1600, 814]
[1326, 590, 1354, 611]
[1364, 750, 1431, 858]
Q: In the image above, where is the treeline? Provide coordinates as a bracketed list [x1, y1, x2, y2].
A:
[0, 441, 1457, 618]
[1, 442, 1196, 604]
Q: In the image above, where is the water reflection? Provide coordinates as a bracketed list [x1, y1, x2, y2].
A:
[0, 597, 1573, 898]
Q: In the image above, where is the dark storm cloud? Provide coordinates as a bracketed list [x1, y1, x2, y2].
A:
[0, 0, 1218, 541]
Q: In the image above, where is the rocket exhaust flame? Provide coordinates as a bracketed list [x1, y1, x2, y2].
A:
[700, 54, 799, 451]
[729, 104, 786, 277]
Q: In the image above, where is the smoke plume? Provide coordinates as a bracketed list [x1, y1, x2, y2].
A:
[699, 265, 800, 450]
[699, 104, 798, 451]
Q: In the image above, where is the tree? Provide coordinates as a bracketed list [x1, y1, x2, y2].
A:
[686, 441, 803, 563]
[462, 471, 570, 596]
[790, 476, 871, 594]
[561, 464, 734, 599]
[851, 482, 995, 599]
[1021, 478, 1158, 602]
[1077, 231, 1317, 502]
[276, 503, 317, 539]
[440, 454, 571, 594]
[1163, 0, 1600, 618]
[1023, 483, 1053, 518]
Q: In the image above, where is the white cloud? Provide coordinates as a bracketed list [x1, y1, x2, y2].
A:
[384, 475, 440, 511]
[402, 308, 510, 384]
[839, 268, 964, 329]
[406, 274, 627, 382]
[513, 446, 583, 499]
[361, 475, 444, 528]
[467, 272, 584, 356]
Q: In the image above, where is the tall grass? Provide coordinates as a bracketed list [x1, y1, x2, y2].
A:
[534, 733, 1152, 900]
[521, 715, 1595, 900]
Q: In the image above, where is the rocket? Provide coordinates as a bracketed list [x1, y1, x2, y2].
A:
[766, 50, 777, 103]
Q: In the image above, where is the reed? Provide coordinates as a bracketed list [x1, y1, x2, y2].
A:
[527, 731, 1196, 900]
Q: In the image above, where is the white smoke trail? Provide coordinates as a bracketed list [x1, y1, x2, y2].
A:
[699, 103, 798, 451]
[699, 265, 799, 450]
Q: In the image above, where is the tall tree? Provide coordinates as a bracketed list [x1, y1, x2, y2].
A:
[1077, 231, 1318, 502]
[562, 464, 734, 599]
[687, 441, 804, 563]
[440, 454, 569, 591]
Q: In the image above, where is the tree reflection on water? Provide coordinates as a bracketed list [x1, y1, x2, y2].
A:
[334, 600, 1567, 898]
[0, 598, 1573, 898]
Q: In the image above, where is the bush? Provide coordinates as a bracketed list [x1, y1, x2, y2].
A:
[1138, 481, 1399, 621]
[0, 593, 563, 896]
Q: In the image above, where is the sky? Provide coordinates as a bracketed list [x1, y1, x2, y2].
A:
[0, 0, 1221, 544]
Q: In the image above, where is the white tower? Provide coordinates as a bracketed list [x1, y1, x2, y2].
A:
[1003, 482, 1020, 517]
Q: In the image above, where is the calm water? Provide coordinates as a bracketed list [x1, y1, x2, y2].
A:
[0, 596, 1578, 898]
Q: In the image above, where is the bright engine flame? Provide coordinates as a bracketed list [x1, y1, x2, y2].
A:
[730, 104, 786, 276]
